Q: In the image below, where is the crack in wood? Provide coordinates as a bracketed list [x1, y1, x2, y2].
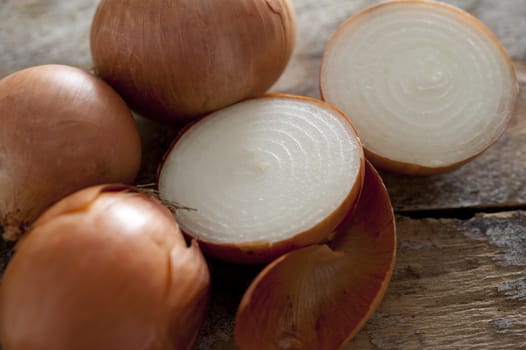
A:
[397, 205, 526, 220]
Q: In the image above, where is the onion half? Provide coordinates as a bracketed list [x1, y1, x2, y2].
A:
[158, 95, 364, 263]
[235, 161, 396, 349]
[320, 1, 518, 175]
[0, 65, 141, 240]
[0, 185, 210, 350]
[90, 0, 296, 123]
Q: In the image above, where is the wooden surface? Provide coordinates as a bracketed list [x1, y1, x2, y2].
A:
[1, 0, 525, 349]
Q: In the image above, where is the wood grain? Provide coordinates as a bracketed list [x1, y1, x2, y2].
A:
[194, 212, 526, 349]
[349, 212, 526, 349]
[0, 1, 525, 350]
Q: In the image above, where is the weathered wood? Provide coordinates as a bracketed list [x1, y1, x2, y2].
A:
[1, 1, 525, 349]
[0, 0, 97, 77]
[350, 212, 526, 350]
[194, 212, 526, 349]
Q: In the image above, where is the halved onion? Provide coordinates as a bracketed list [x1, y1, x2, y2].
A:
[158, 95, 364, 264]
[235, 161, 396, 349]
[320, 1, 518, 175]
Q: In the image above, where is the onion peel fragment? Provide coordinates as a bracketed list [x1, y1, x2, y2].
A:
[235, 161, 396, 349]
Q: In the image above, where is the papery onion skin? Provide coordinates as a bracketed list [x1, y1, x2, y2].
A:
[0, 64, 141, 240]
[0, 185, 210, 350]
[158, 94, 365, 264]
[235, 162, 396, 349]
[320, 0, 519, 175]
[90, 0, 296, 123]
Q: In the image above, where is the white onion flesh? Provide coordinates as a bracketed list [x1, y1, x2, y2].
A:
[321, 1, 518, 171]
[159, 96, 362, 245]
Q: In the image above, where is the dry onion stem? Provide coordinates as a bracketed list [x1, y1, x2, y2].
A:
[136, 183, 197, 213]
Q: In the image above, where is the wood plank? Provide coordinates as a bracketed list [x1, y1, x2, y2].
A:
[350, 212, 526, 349]
[0, 0, 97, 78]
[193, 212, 526, 349]
[0, 1, 525, 350]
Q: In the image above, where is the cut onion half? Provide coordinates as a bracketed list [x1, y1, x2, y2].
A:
[235, 161, 396, 349]
[158, 95, 364, 264]
[320, 0, 518, 175]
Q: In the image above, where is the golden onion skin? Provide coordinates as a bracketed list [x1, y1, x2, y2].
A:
[235, 162, 396, 349]
[0, 65, 141, 240]
[90, 0, 296, 123]
[0, 185, 210, 350]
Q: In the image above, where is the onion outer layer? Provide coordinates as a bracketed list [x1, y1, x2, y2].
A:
[235, 161, 396, 349]
[90, 0, 296, 123]
[0, 185, 210, 350]
[0, 64, 141, 240]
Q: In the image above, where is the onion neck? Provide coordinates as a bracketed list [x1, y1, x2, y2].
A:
[1, 213, 26, 241]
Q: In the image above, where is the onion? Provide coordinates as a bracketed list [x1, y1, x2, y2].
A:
[158, 95, 364, 264]
[0, 185, 210, 350]
[235, 161, 396, 349]
[90, 0, 296, 123]
[0, 64, 141, 240]
[320, 1, 518, 175]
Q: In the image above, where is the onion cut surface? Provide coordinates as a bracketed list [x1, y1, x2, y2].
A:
[158, 95, 364, 263]
[235, 161, 396, 349]
[320, 0, 518, 175]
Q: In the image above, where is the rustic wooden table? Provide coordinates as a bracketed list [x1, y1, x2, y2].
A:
[1, 1, 525, 349]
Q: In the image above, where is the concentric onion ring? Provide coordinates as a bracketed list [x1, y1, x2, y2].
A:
[158, 95, 364, 263]
[321, 0, 518, 175]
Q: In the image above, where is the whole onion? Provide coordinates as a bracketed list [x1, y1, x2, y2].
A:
[0, 185, 210, 350]
[90, 0, 296, 123]
[0, 64, 141, 240]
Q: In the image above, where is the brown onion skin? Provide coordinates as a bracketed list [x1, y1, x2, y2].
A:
[235, 162, 396, 349]
[90, 0, 296, 123]
[0, 185, 210, 350]
[0, 65, 141, 240]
